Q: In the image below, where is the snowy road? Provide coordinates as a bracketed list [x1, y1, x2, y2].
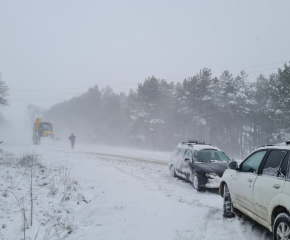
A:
[2, 142, 272, 240]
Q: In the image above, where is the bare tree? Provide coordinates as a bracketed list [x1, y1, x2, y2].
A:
[0, 74, 9, 107]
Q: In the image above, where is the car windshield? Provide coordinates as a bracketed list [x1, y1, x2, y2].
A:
[193, 149, 229, 163]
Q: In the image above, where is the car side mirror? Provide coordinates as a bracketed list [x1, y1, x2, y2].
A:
[184, 158, 190, 162]
[228, 161, 239, 170]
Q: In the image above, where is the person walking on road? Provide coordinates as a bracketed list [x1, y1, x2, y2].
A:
[69, 133, 76, 149]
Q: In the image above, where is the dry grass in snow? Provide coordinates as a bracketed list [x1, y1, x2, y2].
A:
[0, 151, 88, 240]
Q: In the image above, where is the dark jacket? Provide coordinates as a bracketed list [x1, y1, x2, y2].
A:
[69, 134, 76, 141]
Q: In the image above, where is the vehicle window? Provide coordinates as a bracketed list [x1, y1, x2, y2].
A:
[262, 150, 287, 177]
[240, 150, 267, 174]
[279, 152, 290, 178]
[171, 148, 180, 157]
[40, 123, 52, 131]
[193, 149, 229, 162]
[184, 149, 191, 160]
[178, 149, 186, 158]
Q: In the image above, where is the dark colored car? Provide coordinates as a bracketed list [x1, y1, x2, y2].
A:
[168, 141, 230, 191]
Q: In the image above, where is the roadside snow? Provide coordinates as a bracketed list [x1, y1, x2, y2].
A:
[0, 151, 85, 240]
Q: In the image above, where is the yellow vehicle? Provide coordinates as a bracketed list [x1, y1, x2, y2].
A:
[32, 118, 54, 145]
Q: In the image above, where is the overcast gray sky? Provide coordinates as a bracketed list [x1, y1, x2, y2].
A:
[1, 0, 290, 122]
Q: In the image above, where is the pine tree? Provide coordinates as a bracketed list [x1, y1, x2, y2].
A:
[0, 74, 9, 107]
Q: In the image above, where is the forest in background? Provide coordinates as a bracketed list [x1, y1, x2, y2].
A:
[0, 74, 8, 128]
[43, 63, 290, 158]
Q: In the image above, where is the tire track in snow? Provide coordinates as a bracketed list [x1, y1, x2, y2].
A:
[85, 151, 167, 165]
[51, 147, 273, 240]
[52, 148, 223, 209]
[51, 148, 167, 165]
[98, 154, 273, 240]
[98, 154, 217, 210]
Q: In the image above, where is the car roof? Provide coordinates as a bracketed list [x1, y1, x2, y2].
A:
[177, 142, 220, 151]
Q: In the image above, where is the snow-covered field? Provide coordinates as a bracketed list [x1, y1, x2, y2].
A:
[0, 141, 272, 240]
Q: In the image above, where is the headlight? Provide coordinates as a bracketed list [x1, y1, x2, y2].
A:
[205, 172, 218, 178]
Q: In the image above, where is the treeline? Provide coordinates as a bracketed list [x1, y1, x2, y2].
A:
[0, 74, 9, 129]
[44, 63, 290, 158]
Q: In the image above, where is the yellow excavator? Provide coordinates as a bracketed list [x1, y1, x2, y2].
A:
[32, 118, 54, 145]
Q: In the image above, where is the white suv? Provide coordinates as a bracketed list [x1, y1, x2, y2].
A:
[220, 143, 290, 240]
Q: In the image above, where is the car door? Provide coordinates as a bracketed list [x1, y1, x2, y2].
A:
[180, 149, 192, 180]
[254, 150, 287, 221]
[231, 150, 268, 214]
[169, 147, 180, 166]
[281, 153, 290, 204]
[175, 149, 186, 177]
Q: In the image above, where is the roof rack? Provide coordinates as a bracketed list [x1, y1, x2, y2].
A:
[189, 140, 205, 144]
[181, 140, 214, 146]
[262, 141, 290, 147]
[262, 144, 274, 147]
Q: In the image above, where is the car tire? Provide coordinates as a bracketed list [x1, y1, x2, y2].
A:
[273, 213, 290, 240]
[192, 174, 202, 192]
[223, 184, 234, 218]
[170, 165, 177, 178]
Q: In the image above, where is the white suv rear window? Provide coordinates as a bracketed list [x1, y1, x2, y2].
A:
[262, 150, 287, 177]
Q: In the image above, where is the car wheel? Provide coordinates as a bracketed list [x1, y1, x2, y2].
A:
[273, 213, 290, 240]
[170, 165, 177, 177]
[192, 174, 201, 191]
[223, 184, 234, 218]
